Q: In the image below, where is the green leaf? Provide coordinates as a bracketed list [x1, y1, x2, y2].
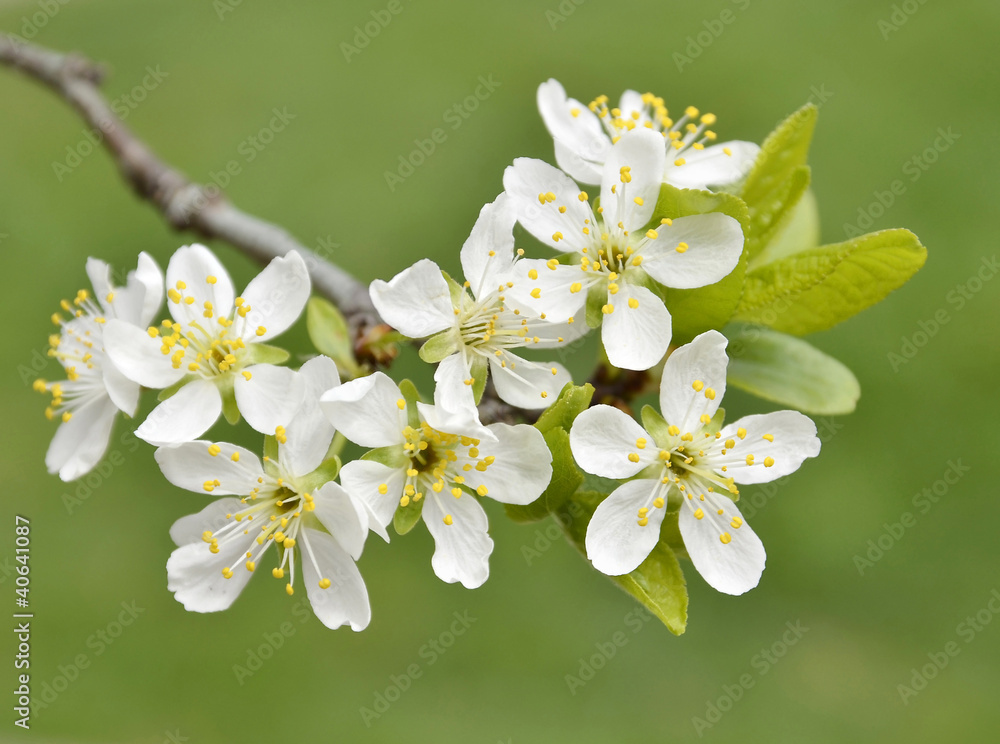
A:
[557, 491, 688, 635]
[306, 297, 362, 378]
[297, 456, 342, 493]
[505, 427, 582, 523]
[470, 354, 488, 405]
[534, 383, 595, 434]
[361, 445, 407, 470]
[647, 184, 751, 342]
[749, 189, 820, 270]
[393, 495, 425, 535]
[245, 343, 291, 366]
[419, 331, 459, 364]
[734, 228, 928, 335]
[740, 104, 818, 261]
[724, 323, 860, 415]
[398, 379, 423, 430]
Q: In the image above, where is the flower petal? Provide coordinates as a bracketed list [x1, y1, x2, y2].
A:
[600, 283, 672, 371]
[279, 355, 340, 477]
[664, 140, 760, 190]
[488, 354, 572, 410]
[599, 128, 664, 232]
[320, 372, 406, 449]
[537, 78, 608, 182]
[432, 351, 478, 421]
[165, 244, 235, 328]
[300, 527, 371, 631]
[659, 329, 729, 434]
[154, 440, 264, 496]
[103, 319, 186, 389]
[233, 364, 304, 435]
[502, 157, 593, 252]
[422, 489, 493, 589]
[101, 360, 141, 416]
[85, 258, 113, 314]
[312, 481, 368, 561]
[237, 251, 310, 342]
[679, 493, 765, 595]
[641, 213, 744, 289]
[369, 259, 454, 339]
[461, 194, 517, 299]
[506, 259, 591, 324]
[339, 459, 405, 534]
[45, 395, 118, 481]
[714, 410, 821, 484]
[136, 378, 222, 446]
[166, 533, 255, 612]
[570, 404, 656, 478]
[585, 478, 668, 575]
[169, 497, 243, 546]
[454, 422, 553, 505]
[554, 139, 605, 185]
[133, 251, 165, 327]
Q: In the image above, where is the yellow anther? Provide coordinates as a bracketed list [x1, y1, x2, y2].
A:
[705, 388, 716, 400]
[628, 453, 640, 463]
[692, 380, 704, 392]
[701, 113, 717, 125]
[552, 232, 563, 242]
[764, 457, 775, 468]
[720, 533, 732, 544]
[221, 567, 234, 579]
[443, 514, 454, 526]
[668, 425, 680, 436]
[737, 428, 747, 440]
[570, 282, 583, 294]
[636, 438, 647, 449]
[674, 158, 686, 167]
[763, 433, 774, 442]
[653, 497, 665, 509]
[242, 371, 252, 381]
[530, 288, 542, 299]
[476, 485, 488, 497]
[634, 197, 644, 206]
[745, 455, 755, 466]
[723, 147, 733, 156]
[207, 444, 222, 457]
[256, 326, 267, 336]
[700, 414, 712, 425]
[272, 568, 284, 578]
[602, 304, 614, 314]
[731, 517, 743, 529]
[628, 297, 639, 309]
[206, 275, 218, 285]
[285, 583, 295, 595]
[246, 561, 256, 572]
[694, 509, 705, 520]
[676, 242, 689, 253]
[578, 191, 589, 201]
[318, 578, 332, 589]
[725, 439, 735, 449]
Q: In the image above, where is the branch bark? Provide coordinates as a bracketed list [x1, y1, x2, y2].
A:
[0, 34, 377, 325]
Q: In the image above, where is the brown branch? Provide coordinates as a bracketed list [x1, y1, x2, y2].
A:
[0, 34, 377, 326]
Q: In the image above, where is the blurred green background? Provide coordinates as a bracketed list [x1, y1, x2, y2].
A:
[1, 0, 998, 741]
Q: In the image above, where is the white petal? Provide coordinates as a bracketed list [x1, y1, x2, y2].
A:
[554, 139, 606, 185]
[45, 396, 118, 481]
[311, 481, 368, 560]
[233, 364, 304, 435]
[101, 360, 141, 416]
[641, 213, 744, 289]
[600, 283, 672, 371]
[617, 89, 647, 119]
[664, 141, 760, 190]
[237, 251, 310, 342]
[136, 379, 222, 446]
[461, 194, 517, 299]
[599, 128, 665, 232]
[502, 158, 593, 252]
[369, 259, 454, 339]
[165, 244, 235, 328]
[103, 319, 186, 389]
[154, 440, 264, 495]
[714, 411, 821, 484]
[279, 355, 341, 477]
[659, 329, 729, 434]
[537, 79, 608, 181]
[416, 400, 495, 445]
[454, 422, 552, 505]
[320, 372, 406, 449]
[505, 259, 591, 324]
[586, 479, 668, 575]
[570, 405, 656, 479]
[339, 459, 405, 534]
[133, 251, 165, 327]
[300, 527, 371, 631]
[169, 497, 243, 546]
[433, 352, 480, 422]
[488, 355, 572, 410]
[679, 493, 765, 595]
[85, 258, 113, 314]
[166, 534, 255, 613]
[422, 490, 493, 589]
